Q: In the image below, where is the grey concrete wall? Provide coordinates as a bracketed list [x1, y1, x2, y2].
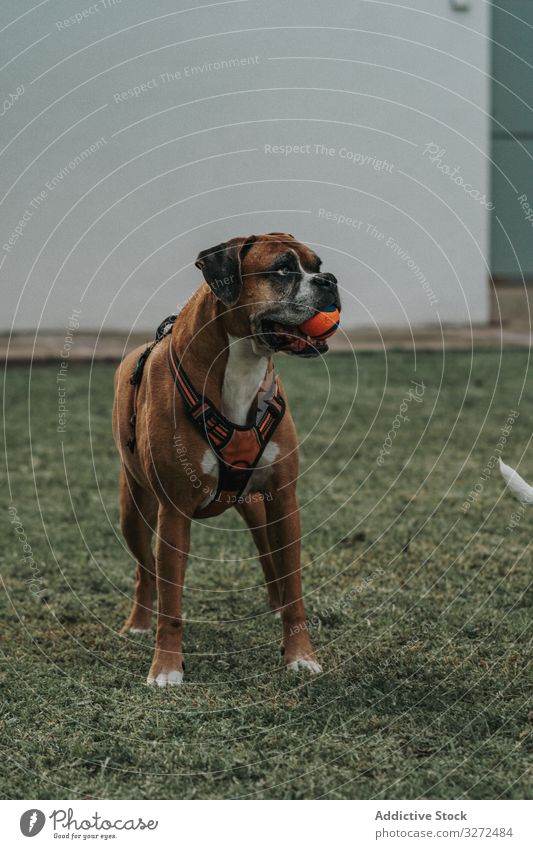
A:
[0, 0, 490, 332]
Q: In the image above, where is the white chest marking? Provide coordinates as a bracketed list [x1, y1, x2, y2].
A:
[221, 335, 268, 425]
[199, 336, 278, 505]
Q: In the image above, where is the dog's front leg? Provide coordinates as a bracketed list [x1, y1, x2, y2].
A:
[266, 489, 322, 674]
[147, 504, 190, 687]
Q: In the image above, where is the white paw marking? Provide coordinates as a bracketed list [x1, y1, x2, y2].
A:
[287, 658, 322, 674]
[146, 670, 184, 687]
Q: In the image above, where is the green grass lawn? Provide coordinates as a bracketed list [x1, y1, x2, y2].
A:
[1, 350, 532, 799]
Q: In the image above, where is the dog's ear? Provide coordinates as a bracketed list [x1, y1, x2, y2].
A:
[195, 236, 256, 306]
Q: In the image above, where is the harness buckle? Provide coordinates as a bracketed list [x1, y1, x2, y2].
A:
[189, 401, 231, 447]
[189, 400, 207, 420]
[265, 395, 285, 421]
[270, 396, 283, 415]
[155, 314, 177, 343]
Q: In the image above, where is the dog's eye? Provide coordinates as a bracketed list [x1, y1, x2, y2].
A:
[277, 267, 291, 277]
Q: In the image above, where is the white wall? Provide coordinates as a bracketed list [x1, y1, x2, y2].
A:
[0, 0, 490, 332]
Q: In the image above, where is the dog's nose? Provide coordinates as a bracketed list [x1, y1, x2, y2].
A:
[312, 272, 338, 290]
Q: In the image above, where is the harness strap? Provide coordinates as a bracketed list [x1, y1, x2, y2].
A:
[126, 315, 177, 453]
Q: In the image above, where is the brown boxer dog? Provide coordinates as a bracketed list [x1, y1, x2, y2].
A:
[112, 233, 340, 686]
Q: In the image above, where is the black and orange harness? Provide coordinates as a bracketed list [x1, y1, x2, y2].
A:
[128, 315, 285, 511]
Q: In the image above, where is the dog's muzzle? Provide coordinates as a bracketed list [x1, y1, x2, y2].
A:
[257, 318, 329, 357]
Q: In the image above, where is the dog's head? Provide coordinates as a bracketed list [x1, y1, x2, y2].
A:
[195, 233, 340, 357]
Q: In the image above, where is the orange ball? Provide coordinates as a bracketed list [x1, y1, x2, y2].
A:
[299, 305, 340, 341]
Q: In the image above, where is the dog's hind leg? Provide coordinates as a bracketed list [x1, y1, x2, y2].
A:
[237, 497, 281, 615]
[119, 466, 158, 634]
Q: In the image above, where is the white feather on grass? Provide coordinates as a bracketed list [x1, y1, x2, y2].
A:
[499, 458, 533, 504]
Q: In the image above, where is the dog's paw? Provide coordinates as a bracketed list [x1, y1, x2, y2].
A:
[147, 647, 184, 687]
[146, 669, 183, 687]
[286, 657, 322, 675]
[120, 612, 152, 634]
